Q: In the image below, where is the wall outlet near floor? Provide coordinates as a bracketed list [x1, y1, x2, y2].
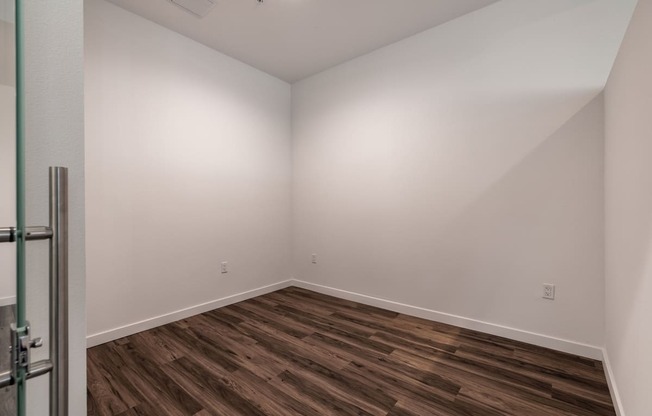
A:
[543, 284, 555, 300]
[221, 261, 228, 274]
[311, 253, 317, 264]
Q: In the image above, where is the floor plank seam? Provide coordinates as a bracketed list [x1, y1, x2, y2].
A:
[87, 287, 616, 416]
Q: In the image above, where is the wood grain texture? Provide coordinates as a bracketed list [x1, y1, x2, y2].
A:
[87, 287, 615, 416]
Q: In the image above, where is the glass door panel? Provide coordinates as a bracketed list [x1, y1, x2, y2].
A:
[1, 1, 69, 414]
[0, 0, 17, 414]
[0, 0, 68, 416]
[0, 1, 68, 414]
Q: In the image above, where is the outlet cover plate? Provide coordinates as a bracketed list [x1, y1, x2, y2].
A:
[543, 284, 555, 300]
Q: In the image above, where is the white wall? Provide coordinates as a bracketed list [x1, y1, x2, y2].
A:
[605, 0, 652, 414]
[85, 0, 292, 340]
[0, 12, 13, 87]
[0, 15, 15, 305]
[292, 0, 635, 352]
[0, 91, 14, 306]
[0, 84, 15, 305]
[23, 0, 86, 415]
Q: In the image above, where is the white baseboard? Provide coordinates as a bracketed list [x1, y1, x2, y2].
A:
[86, 278, 603, 360]
[86, 278, 618, 407]
[0, 296, 15, 307]
[602, 348, 625, 416]
[291, 280, 604, 360]
[86, 280, 294, 348]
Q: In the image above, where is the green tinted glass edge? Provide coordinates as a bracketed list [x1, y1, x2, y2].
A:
[15, 0, 27, 414]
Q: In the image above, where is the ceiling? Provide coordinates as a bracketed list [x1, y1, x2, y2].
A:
[105, 0, 498, 83]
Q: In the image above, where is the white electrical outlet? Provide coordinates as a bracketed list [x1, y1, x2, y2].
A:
[221, 261, 228, 274]
[311, 253, 317, 264]
[543, 284, 555, 300]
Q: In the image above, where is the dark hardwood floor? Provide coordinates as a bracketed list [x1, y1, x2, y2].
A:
[87, 287, 615, 416]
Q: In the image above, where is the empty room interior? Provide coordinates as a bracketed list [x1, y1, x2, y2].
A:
[1, 0, 651, 415]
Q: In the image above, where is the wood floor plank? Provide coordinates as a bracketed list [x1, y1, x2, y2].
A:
[454, 346, 611, 400]
[88, 344, 143, 410]
[232, 367, 323, 415]
[230, 322, 396, 413]
[165, 356, 277, 416]
[87, 287, 616, 416]
[128, 326, 185, 365]
[308, 332, 462, 397]
[275, 301, 379, 339]
[235, 298, 318, 335]
[159, 357, 244, 416]
[113, 343, 204, 416]
[264, 291, 337, 317]
[161, 322, 242, 373]
[390, 348, 554, 400]
[275, 369, 377, 416]
[114, 402, 174, 416]
[186, 314, 289, 381]
[87, 353, 130, 415]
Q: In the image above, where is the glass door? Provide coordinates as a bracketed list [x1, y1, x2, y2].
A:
[1, 1, 18, 415]
[1, 1, 69, 415]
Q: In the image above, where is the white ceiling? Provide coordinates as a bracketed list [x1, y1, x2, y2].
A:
[105, 0, 498, 83]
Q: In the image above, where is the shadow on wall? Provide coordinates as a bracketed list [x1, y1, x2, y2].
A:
[419, 94, 605, 343]
[618, 224, 652, 404]
[301, 0, 639, 350]
[295, 93, 606, 346]
[607, 134, 652, 399]
[619, 220, 652, 350]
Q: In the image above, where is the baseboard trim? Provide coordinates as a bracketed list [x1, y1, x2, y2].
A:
[602, 348, 625, 416]
[291, 280, 603, 360]
[86, 278, 603, 360]
[0, 296, 15, 307]
[86, 280, 294, 348]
